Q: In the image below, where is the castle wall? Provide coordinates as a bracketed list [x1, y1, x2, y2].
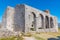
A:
[25, 4, 58, 33]
[2, 4, 58, 33]
[13, 5, 25, 32]
[6, 6, 15, 31]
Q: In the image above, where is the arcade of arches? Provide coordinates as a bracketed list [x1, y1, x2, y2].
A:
[29, 12, 54, 31]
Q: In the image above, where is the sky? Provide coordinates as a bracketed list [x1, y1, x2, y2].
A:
[0, 0, 60, 23]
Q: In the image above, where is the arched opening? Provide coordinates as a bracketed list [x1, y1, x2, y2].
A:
[45, 16, 49, 28]
[30, 12, 36, 31]
[38, 14, 44, 29]
[40, 14, 44, 28]
[50, 17, 54, 28]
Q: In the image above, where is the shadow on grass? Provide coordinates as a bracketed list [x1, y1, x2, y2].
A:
[48, 36, 60, 40]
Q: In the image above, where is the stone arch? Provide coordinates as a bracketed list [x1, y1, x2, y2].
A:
[30, 12, 36, 31]
[32, 12, 36, 20]
[39, 14, 44, 29]
[45, 16, 49, 28]
[50, 17, 54, 28]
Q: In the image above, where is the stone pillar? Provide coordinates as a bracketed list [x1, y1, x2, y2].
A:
[33, 17, 36, 31]
[35, 17, 37, 32]
[36, 13, 41, 32]
[43, 16, 46, 32]
[49, 16, 51, 32]
[54, 17, 58, 32]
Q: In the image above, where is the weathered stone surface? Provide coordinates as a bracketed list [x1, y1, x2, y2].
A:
[0, 28, 19, 38]
[2, 4, 58, 33]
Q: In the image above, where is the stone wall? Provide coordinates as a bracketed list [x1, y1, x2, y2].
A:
[6, 6, 15, 31]
[25, 4, 58, 33]
[13, 4, 25, 32]
[2, 4, 58, 33]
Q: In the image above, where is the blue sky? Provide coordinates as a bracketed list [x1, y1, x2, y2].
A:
[0, 0, 60, 23]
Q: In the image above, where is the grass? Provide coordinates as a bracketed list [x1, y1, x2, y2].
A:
[23, 32, 32, 37]
[0, 36, 23, 40]
[33, 28, 60, 40]
[33, 35, 45, 40]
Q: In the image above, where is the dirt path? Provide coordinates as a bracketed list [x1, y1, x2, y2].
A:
[23, 37, 36, 40]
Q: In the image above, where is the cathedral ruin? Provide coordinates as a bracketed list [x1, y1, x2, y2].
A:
[2, 4, 58, 33]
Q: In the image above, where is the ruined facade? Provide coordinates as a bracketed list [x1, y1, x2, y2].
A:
[2, 4, 58, 33]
